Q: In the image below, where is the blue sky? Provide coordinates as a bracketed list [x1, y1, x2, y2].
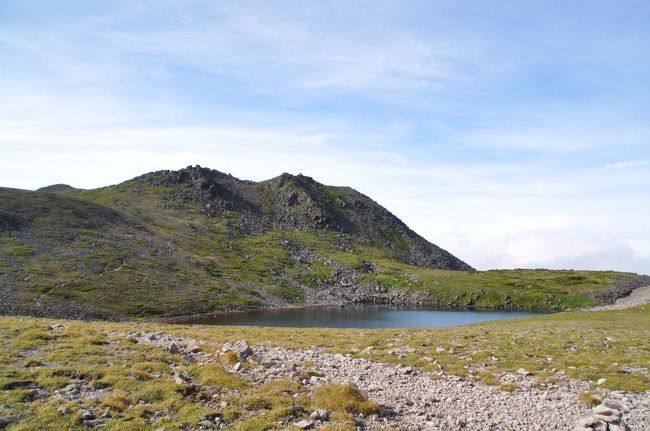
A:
[1, 1, 649, 273]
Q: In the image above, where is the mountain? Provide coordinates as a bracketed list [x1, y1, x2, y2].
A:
[0, 166, 645, 319]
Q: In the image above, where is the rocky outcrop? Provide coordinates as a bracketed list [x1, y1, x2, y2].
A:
[591, 276, 650, 305]
[138, 165, 473, 271]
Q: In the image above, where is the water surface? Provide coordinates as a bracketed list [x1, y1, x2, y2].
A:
[180, 306, 544, 328]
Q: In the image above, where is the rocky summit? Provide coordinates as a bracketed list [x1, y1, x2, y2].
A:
[0, 165, 646, 320]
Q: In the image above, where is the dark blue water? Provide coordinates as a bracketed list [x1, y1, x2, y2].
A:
[180, 306, 544, 328]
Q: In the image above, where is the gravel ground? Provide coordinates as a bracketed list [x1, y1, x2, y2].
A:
[129, 331, 650, 431]
[587, 285, 650, 311]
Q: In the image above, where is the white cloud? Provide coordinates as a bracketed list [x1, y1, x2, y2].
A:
[460, 111, 650, 153]
[0, 2, 480, 99]
[604, 160, 650, 170]
[1, 1, 649, 276]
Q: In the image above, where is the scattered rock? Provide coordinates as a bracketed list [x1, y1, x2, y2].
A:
[309, 409, 330, 421]
[132, 329, 650, 431]
[48, 323, 66, 331]
[295, 419, 314, 429]
[232, 362, 242, 372]
[168, 342, 180, 354]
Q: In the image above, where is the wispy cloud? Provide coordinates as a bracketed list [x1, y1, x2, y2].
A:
[1, 1, 649, 273]
[458, 111, 650, 153]
[605, 160, 650, 170]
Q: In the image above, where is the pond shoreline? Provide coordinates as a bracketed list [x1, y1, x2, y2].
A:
[149, 282, 650, 325]
[152, 302, 555, 325]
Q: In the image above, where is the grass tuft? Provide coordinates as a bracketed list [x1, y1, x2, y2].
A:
[313, 383, 380, 415]
[103, 390, 130, 411]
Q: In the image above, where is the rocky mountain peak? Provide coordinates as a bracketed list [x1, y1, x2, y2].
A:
[129, 166, 473, 271]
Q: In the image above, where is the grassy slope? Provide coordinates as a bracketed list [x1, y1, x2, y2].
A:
[1, 307, 649, 429]
[1, 181, 646, 318]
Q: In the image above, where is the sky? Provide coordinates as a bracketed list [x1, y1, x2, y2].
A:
[1, 1, 649, 273]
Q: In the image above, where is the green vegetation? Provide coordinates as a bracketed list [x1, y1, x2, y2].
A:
[0, 306, 649, 428]
[0, 171, 646, 319]
[313, 384, 380, 415]
[0, 317, 381, 430]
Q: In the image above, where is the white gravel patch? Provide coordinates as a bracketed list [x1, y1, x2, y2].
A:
[130, 331, 650, 431]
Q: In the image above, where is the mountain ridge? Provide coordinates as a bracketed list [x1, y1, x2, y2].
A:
[1, 165, 646, 320]
[131, 165, 473, 271]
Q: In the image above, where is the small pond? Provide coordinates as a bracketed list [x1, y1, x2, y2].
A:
[179, 306, 545, 329]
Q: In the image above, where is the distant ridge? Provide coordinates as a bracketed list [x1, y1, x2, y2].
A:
[36, 184, 77, 192]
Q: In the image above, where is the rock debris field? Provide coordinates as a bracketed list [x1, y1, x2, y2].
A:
[4, 289, 648, 430]
[125, 326, 649, 431]
[587, 286, 650, 311]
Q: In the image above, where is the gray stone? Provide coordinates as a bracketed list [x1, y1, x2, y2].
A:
[238, 346, 253, 360]
[83, 418, 106, 428]
[78, 409, 95, 420]
[168, 342, 180, 354]
[232, 362, 242, 372]
[595, 414, 621, 423]
[309, 376, 328, 385]
[295, 420, 314, 429]
[309, 409, 330, 421]
[174, 373, 190, 385]
[29, 388, 48, 399]
[59, 383, 80, 394]
[186, 345, 201, 354]
[575, 416, 598, 428]
[0, 415, 21, 427]
[608, 423, 629, 431]
[593, 404, 620, 418]
[603, 399, 623, 411]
